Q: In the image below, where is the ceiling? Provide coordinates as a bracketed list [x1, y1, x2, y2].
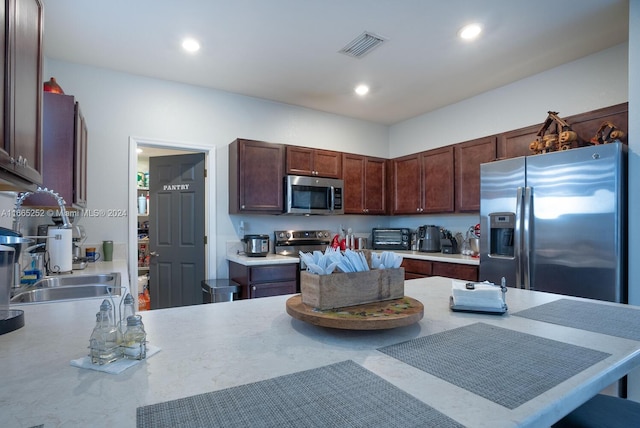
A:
[41, 0, 629, 125]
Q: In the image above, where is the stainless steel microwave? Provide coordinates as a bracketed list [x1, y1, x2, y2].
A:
[284, 175, 344, 215]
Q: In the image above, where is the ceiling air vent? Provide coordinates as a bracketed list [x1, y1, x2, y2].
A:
[339, 31, 387, 58]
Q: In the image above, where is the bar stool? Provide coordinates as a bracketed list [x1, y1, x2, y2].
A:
[553, 394, 640, 427]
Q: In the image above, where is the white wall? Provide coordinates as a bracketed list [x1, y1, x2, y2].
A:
[389, 43, 628, 157]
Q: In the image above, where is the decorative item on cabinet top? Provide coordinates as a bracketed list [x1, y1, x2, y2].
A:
[529, 111, 627, 155]
[43, 77, 64, 94]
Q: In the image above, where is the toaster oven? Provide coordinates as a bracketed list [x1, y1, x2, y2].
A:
[372, 228, 411, 251]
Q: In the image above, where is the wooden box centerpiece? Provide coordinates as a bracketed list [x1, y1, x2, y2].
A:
[300, 267, 405, 310]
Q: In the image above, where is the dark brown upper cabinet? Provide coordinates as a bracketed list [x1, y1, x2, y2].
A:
[454, 136, 497, 212]
[24, 92, 88, 208]
[229, 139, 285, 214]
[286, 146, 342, 179]
[390, 146, 454, 214]
[342, 153, 387, 215]
[0, 0, 44, 190]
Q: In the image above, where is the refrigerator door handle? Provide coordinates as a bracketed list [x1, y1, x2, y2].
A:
[515, 187, 523, 288]
[522, 187, 532, 290]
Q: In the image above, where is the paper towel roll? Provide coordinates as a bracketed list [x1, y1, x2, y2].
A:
[47, 228, 72, 273]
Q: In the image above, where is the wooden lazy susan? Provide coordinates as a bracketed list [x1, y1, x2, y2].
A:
[285, 294, 424, 330]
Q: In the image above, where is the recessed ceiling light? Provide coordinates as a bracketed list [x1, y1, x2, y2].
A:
[355, 84, 370, 96]
[459, 23, 482, 40]
[182, 38, 201, 53]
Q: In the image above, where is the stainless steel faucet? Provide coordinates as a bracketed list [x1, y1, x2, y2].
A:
[12, 187, 72, 233]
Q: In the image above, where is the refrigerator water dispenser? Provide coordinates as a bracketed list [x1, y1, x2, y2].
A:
[489, 213, 515, 257]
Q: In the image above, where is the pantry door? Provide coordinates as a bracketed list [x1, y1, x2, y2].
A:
[148, 153, 206, 309]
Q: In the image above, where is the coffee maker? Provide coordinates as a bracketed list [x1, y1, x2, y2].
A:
[0, 227, 30, 335]
[71, 225, 87, 269]
[71, 225, 86, 258]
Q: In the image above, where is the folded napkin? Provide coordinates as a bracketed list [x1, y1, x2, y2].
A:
[70, 345, 160, 375]
[451, 280, 505, 310]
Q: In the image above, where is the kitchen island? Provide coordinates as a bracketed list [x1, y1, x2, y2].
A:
[2, 276, 639, 427]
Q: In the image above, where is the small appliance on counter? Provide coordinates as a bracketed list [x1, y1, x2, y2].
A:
[440, 229, 459, 254]
[242, 234, 270, 257]
[71, 225, 88, 269]
[46, 226, 73, 273]
[0, 227, 31, 335]
[418, 225, 441, 252]
[371, 228, 411, 251]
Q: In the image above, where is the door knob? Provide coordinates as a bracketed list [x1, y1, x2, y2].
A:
[150, 251, 159, 257]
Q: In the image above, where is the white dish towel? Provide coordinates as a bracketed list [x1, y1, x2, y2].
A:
[451, 280, 505, 310]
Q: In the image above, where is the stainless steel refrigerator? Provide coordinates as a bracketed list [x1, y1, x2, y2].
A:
[479, 142, 627, 303]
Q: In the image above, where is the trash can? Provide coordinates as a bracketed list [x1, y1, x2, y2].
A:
[201, 279, 239, 303]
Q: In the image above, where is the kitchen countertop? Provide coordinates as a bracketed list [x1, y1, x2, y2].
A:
[226, 251, 300, 266]
[227, 249, 478, 266]
[2, 276, 638, 427]
[69, 259, 129, 279]
[394, 250, 479, 265]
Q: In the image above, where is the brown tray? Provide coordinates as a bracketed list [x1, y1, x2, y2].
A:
[285, 294, 423, 330]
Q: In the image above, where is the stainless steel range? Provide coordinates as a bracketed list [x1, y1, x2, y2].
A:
[274, 230, 333, 259]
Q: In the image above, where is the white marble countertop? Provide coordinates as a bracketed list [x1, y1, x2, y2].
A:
[226, 252, 300, 266]
[227, 249, 478, 266]
[394, 250, 479, 265]
[2, 277, 638, 427]
[67, 259, 129, 280]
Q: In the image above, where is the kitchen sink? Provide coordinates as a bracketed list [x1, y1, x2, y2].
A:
[10, 273, 122, 304]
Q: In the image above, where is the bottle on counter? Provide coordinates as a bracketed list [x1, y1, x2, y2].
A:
[89, 300, 120, 364]
[122, 315, 146, 360]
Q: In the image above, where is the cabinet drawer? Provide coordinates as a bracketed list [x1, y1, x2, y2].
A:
[432, 262, 478, 282]
[401, 259, 432, 275]
[251, 281, 297, 298]
[405, 272, 428, 280]
[250, 264, 298, 283]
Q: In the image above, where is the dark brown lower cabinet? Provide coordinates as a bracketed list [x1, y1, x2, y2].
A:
[229, 261, 299, 299]
[401, 258, 478, 282]
[432, 261, 478, 282]
[401, 258, 432, 280]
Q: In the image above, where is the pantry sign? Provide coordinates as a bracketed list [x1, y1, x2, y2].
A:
[163, 184, 190, 191]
